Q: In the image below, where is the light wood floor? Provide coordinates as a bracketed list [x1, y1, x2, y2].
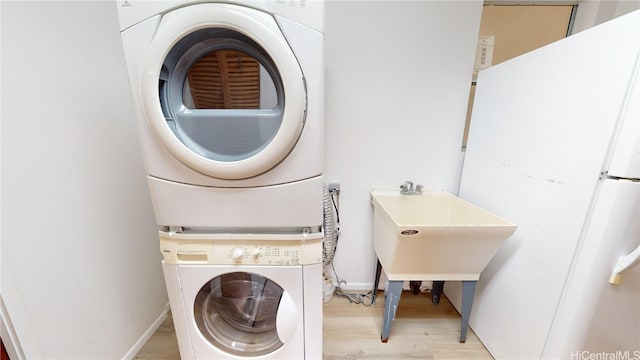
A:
[134, 290, 493, 359]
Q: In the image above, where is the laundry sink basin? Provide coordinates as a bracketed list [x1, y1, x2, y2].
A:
[371, 189, 517, 281]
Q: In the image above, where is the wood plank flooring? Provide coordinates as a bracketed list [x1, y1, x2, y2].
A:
[134, 290, 493, 359]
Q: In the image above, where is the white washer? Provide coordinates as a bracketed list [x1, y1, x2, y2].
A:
[160, 230, 323, 359]
[117, 0, 324, 228]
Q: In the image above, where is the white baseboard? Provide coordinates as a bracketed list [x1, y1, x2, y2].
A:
[334, 282, 373, 291]
[122, 302, 170, 360]
[0, 294, 26, 360]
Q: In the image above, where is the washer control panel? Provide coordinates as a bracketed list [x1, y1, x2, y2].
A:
[159, 231, 322, 266]
[226, 244, 301, 265]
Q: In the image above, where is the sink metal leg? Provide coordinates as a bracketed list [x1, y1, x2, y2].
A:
[431, 281, 445, 304]
[372, 258, 383, 304]
[380, 280, 403, 343]
[409, 281, 422, 295]
[460, 280, 477, 343]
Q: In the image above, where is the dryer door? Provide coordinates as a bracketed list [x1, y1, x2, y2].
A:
[141, 3, 306, 180]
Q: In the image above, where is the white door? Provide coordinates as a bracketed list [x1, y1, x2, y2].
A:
[544, 59, 640, 356]
[141, 3, 306, 180]
[543, 180, 640, 357]
[178, 265, 304, 358]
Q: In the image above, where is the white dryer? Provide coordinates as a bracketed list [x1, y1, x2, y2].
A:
[117, 0, 324, 228]
[160, 230, 323, 359]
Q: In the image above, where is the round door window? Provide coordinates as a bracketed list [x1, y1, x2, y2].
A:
[141, 4, 307, 180]
[160, 28, 284, 163]
[194, 272, 285, 356]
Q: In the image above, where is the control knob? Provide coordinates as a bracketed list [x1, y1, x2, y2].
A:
[230, 247, 245, 261]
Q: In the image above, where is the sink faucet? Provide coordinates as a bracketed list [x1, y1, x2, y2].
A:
[400, 181, 423, 195]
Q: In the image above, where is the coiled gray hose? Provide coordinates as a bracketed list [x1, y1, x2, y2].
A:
[322, 183, 337, 265]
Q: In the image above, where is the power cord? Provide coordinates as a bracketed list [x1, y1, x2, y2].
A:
[326, 185, 374, 306]
[331, 263, 375, 306]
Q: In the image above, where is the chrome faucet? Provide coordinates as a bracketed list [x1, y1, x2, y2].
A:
[400, 181, 423, 195]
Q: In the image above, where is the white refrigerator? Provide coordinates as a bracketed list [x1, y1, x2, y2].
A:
[458, 10, 640, 359]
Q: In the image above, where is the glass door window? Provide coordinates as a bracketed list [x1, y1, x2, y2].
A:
[194, 272, 285, 356]
[160, 28, 284, 163]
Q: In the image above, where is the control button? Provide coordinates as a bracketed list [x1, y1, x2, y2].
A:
[230, 247, 245, 261]
[252, 248, 262, 258]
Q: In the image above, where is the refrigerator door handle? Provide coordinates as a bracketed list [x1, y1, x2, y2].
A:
[610, 244, 640, 284]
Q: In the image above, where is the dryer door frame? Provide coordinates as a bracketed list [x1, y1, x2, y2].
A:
[141, 3, 306, 180]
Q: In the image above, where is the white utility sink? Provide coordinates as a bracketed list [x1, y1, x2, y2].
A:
[371, 189, 517, 281]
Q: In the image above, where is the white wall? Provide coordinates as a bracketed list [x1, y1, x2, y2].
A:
[0, 0, 3, 291]
[324, 1, 482, 288]
[1, 1, 167, 358]
[573, 0, 640, 33]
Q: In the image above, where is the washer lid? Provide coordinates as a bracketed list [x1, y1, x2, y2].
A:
[142, 3, 306, 180]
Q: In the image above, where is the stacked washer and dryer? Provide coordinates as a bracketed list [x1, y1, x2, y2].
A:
[117, 1, 325, 358]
